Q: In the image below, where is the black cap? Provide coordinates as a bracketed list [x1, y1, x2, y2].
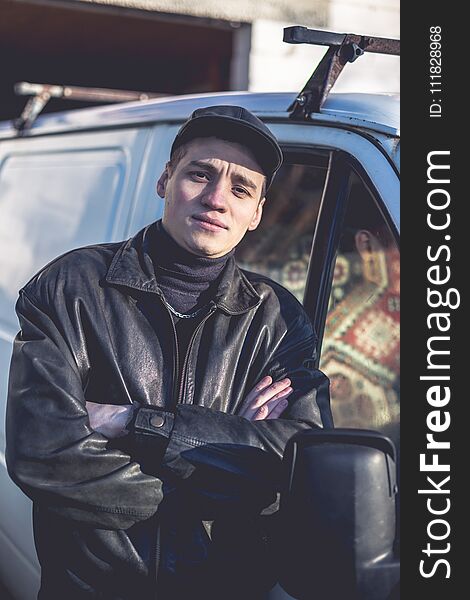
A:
[170, 105, 283, 191]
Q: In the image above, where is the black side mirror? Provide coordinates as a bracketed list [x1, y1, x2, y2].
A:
[278, 428, 399, 599]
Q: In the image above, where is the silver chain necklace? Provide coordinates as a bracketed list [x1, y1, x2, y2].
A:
[159, 294, 212, 319]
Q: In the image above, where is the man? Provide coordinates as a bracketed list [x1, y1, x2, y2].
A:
[6, 106, 332, 599]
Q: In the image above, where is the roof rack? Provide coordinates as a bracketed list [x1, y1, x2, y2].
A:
[283, 26, 400, 119]
[13, 82, 163, 132]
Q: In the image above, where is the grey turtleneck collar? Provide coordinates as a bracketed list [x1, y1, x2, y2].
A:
[150, 219, 236, 315]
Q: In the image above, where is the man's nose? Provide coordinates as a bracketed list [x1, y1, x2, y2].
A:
[201, 180, 228, 211]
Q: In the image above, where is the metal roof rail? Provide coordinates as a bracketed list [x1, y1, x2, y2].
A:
[13, 82, 163, 132]
[283, 26, 400, 119]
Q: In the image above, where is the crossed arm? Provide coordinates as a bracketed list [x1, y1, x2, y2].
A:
[85, 377, 297, 517]
[6, 288, 330, 529]
[86, 375, 294, 438]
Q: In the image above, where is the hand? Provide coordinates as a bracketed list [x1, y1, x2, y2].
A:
[238, 376, 293, 421]
[85, 402, 134, 438]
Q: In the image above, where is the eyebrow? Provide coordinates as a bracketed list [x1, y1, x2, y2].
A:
[188, 160, 259, 192]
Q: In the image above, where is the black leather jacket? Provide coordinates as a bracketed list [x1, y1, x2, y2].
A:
[6, 221, 332, 599]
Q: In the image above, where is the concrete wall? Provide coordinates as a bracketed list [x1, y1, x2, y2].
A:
[248, 0, 399, 94]
[76, 0, 329, 26]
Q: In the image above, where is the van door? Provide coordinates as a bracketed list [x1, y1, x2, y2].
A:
[264, 123, 399, 445]
[319, 167, 400, 447]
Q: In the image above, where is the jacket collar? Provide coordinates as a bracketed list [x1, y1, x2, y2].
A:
[105, 221, 262, 315]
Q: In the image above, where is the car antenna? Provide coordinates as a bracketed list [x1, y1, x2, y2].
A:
[13, 82, 163, 133]
[283, 26, 400, 119]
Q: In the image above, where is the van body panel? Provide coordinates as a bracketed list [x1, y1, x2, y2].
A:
[125, 124, 176, 236]
[0, 126, 151, 599]
[0, 92, 399, 160]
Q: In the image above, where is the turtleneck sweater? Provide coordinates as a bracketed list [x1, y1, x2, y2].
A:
[151, 219, 236, 315]
[149, 219, 236, 374]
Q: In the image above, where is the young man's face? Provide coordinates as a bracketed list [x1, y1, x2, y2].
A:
[158, 137, 266, 258]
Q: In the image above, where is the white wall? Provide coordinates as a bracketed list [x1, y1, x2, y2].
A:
[248, 0, 399, 94]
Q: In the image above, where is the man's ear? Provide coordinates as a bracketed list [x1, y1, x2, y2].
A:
[355, 229, 382, 260]
[156, 163, 171, 198]
[248, 197, 265, 231]
[355, 229, 386, 285]
[355, 230, 373, 260]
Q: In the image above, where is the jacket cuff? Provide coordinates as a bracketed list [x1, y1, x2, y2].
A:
[133, 407, 174, 439]
[127, 407, 175, 475]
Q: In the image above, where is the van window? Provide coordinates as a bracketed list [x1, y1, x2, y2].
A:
[320, 171, 400, 447]
[235, 152, 329, 302]
[0, 149, 126, 328]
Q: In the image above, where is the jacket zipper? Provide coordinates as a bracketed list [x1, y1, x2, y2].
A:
[156, 294, 217, 408]
[153, 296, 216, 596]
[153, 517, 161, 600]
[166, 306, 181, 409]
[152, 294, 177, 598]
[176, 301, 217, 406]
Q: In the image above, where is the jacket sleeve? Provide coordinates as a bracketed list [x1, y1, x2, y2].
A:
[6, 289, 163, 530]
[129, 306, 332, 515]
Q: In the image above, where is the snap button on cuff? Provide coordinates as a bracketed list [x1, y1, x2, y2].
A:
[150, 414, 165, 428]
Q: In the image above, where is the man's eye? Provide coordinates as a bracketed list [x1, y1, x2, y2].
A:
[191, 171, 209, 180]
[233, 187, 249, 196]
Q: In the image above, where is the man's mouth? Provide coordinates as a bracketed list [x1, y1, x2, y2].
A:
[192, 215, 227, 231]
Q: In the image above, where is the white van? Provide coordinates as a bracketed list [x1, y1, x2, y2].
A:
[0, 28, 400, 600]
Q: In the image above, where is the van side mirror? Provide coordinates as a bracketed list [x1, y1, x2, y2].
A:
[278, 429, 399, 599]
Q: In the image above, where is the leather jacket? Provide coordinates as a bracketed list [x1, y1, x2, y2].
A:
[6, 220, 332, 599]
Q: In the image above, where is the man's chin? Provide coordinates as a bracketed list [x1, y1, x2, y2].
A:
[185, 231, 231, 258]
[193, 245, 230, 258]
[188, 238, 232, 258]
